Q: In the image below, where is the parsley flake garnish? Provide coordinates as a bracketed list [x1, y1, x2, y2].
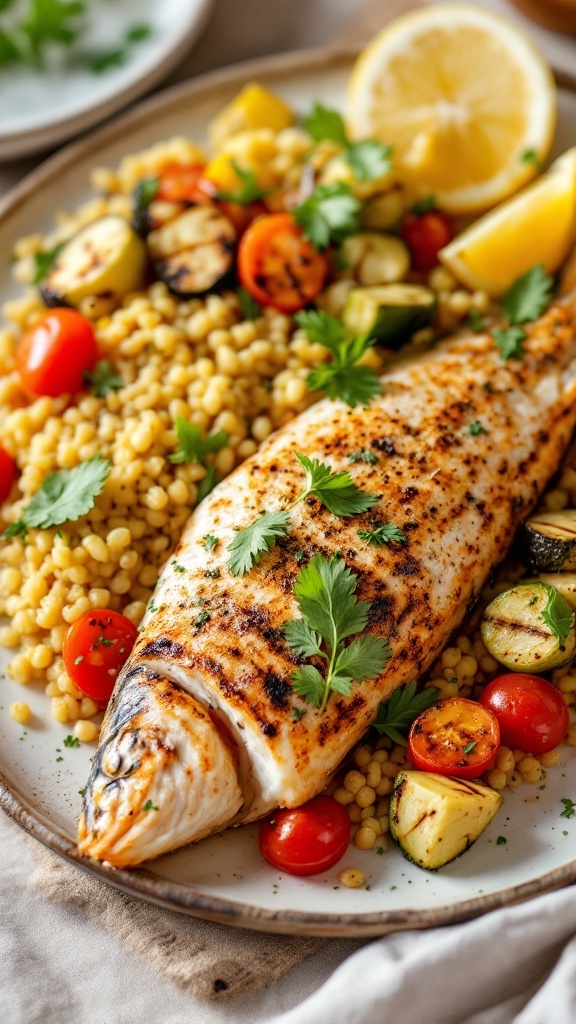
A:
[496, 835, 507, 845]
[133, 176, 159, 217]
[215, 160, 269, 205]
[303, 103, 393, 182]
[143, 799, 159, 811]
[467, 308, 485, 333]
[236, 287, 262, 320]
[468, 420, 488, 436]
[348, 449, 378, 465]
[194, 610, 211, 629]
[78, 787, 86, 797]
[296, 309, 382, 407]
[502, 264, 555, 326]
[357, 522, 407, 546]
[227, 453, 377, 576]
[283, 554, 392, 712]
[463, 741, 477, 755]
[74, 655, 83, 665]
[374, 681, 440, 746]
[204, 535, 219, 553]
[411, 194, 436, 215]
[3, 455, 110, 539]
[520, 148, 541, 168]
[293, 183, 362, 251]
[292, 707, 306, 721]
[560, 798, 576, 819]
[84, 360, 123, 397]
[171, 562, 186, 573]
[63, 734, 80, 748]
[542, 588, 574, 646]
[493, 325, 527, 361]
[56, 756, 63, 763]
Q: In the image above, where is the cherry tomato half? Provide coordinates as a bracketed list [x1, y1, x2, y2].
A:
[408, 697, 500, 780]
[237, 213, 328, 313]
[16, 309, 97, 397]
[0, 447, 17, 504]
[157, 163, 215, 205]
[480, 673, 569, 755]
[400, 209, 454, 272]
[259, 795, 351, 876]
[63, 609, 137, 704]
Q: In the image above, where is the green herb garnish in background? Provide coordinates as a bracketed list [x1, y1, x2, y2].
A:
[293, 183, 362, 251]
[283, 553, 392, 712]
[236, 287, 262, 321]
[4, 455, 110, 539]
[215, 160, 269, 206]
[304, 103, 393, 182]
[227, 453, 378, 576]
[133, 176, 159, 217]
[88, 23, 151, 75]
[411, 194, 437, 215]
[520, 148, 541, 168]
[296, 309, 382, 408]
[467, 308, 485, 333]
[374, 681, 440, 745]
[32, 242, 64, 285]
[84, 360, 123, 397]
[357, 522, 407, 546]
[541, 587, 574, 646]
[168, 418, 228, 503]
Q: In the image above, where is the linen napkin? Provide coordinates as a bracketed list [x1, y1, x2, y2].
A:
[30, 843, 326, 1000]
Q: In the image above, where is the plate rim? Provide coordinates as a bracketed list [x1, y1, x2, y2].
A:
[2, 43, 576, 938]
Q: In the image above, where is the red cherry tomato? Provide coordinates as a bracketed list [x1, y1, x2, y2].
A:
[157, 163, 215, 204]
[400, 209, 454, 272]
[0, 447, 17, 504]
[480, 673, 569, 755]
[237, 213, 328, 312]
[259, 795, 351, 876]
[63, 609, 138, 704]
[408, 697, 500, 780]
[16, 309, 97, 397]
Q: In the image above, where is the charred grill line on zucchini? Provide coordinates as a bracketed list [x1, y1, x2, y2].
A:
[480, 581, 576, 673]
[342, 284, 436, 347]
[521, 509, 576, 571]
[147, 205, 237, 297]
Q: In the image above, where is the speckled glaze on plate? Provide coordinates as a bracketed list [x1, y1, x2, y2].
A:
[1, 47, 576, 937]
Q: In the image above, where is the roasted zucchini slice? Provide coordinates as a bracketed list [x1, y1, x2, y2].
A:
[41, 216, 147, 317]
[480, 582, 576, 673]
[342, 284, 436, 346]
[339, 233, 410, 286]
[389, 770, 503, 871]
[147, 205, 237, 297]
[521, 510, 576, 571]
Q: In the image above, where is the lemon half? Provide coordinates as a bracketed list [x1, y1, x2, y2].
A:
[439, 148, 576, 295]
[346, 4, 557, 213]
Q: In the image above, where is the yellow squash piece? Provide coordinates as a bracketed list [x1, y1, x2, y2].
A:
[346, 4, 556, 213]
[440, 149, 576, 295]
[389, 771, 503, 870]
[209, 82, 295, 150]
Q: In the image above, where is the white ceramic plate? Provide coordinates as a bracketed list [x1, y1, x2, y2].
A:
[2, 48, 576, 937]
[0, 0, 214, 160]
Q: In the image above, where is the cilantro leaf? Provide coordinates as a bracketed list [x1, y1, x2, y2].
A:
[215, 160, 269, 205]
[493, 325, 526, 361]
[303, 102, 347, 145]
[295, 309, 345, 351]
[63, 734, 80, 747]
[134, 176, 159, 217]
[32, 242, 64, 284]
[295, 453, 378, 517]
[374, 681, 440, 746]
[125, 23, 151, 44]
[284, 554, 391, 711]
[83, 360, 123, 397]
[293, 183, 361, 251]
[560, 798, 576, 819]
[468, 420, 488, 436]
[502, 264, 555, 325]
[237, 287, 262, 320]
[168, 418, 228, 465]
[204, 534, 219, 553]
[357, 522, 407, 545]
[197, 464, 220, 504]
[4, 455, 109, 537]
[468, 308, 485, 333]
[542, 587, 574, 646]
[345, 140, 392, 182]
[296, 310, 382, 408]
[143, 799, 159, 811]
[307, 361, 382, 408]
[227, 510, 290, 576]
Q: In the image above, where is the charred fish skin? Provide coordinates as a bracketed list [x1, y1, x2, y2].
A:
[78, 666, 243, 867]
[81, 292, 576, 865]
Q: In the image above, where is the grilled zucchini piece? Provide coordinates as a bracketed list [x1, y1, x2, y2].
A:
[342, 284, 436, 346]
[481, 582, 576, 673]
[339, 233, 410, 286]
[524, 573, 576, 610]
[147, 205, 236, 297]
[41, 216, 147, 317]
[389, 770, 503, 871]
[521, 510, 576, 571]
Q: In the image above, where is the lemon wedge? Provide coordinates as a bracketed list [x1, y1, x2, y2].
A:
[439, 148, 576, 295]
[346, 4, 557, 213]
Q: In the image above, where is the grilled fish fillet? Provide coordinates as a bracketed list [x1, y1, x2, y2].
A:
[79, 292, 576, 867]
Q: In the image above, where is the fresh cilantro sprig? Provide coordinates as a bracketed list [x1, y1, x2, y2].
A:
[283, 553, 392, 712]
[4, 455, 110, 539]
[542, 587, 574, 646]
[293, 183, 362, 251]
[304, 103, 393, 182]
[492, 265, 555, 361]
[32, 242, 64, 284]
[373, 681, 440, 746]
[236, 287, 262, 320]
[295, 309, 382, 408]
[168, 418, 228, 466]
[83, 360, 123, 397]
[215, 160, 269, 206]
[357, 522, 407, 546]
[227, 453, 378, 576]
